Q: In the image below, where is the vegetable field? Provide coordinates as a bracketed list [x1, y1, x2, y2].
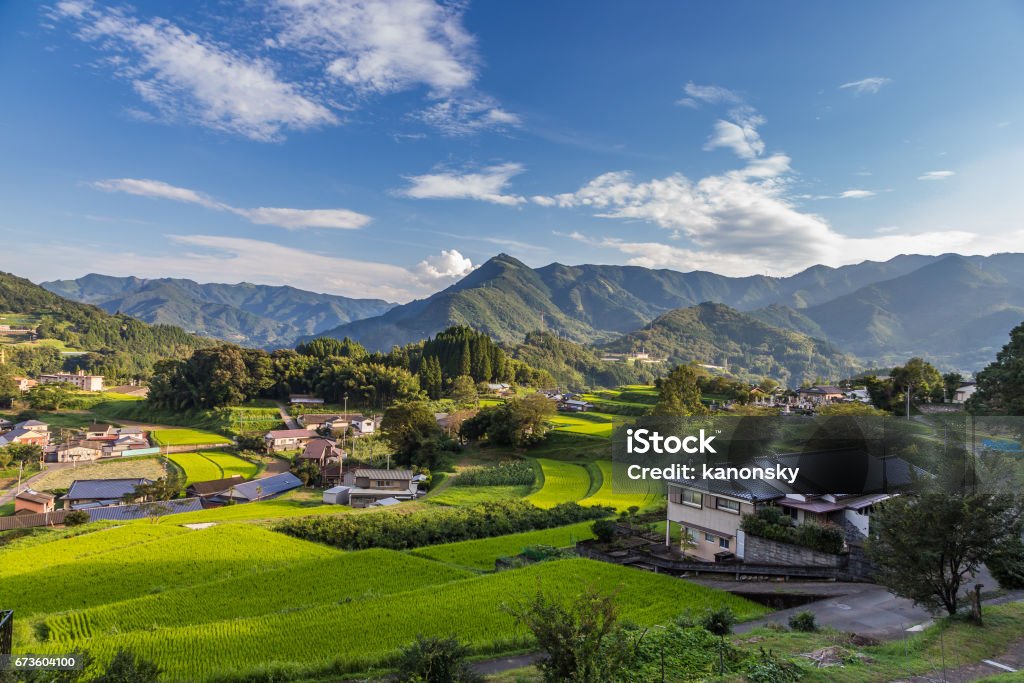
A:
[411, 521, 598, 570]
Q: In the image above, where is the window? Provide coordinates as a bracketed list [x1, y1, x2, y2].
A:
[375, 480, 389, 487]
[682, 489, 703, 508]
[717, 498, 741, 513]
[704, 532, 715, 543]
[719, 537, 730, 549]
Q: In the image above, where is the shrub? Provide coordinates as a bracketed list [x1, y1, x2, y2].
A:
[91, 648, 160, 683]
[741, 507, 845, 555]
[394, 635, 483, 683]
[745, 647, 801, 683]
[64, 510, 90, 527]
[788, 611, 816, 632]
[591, 518, 617, 544]
[275, 500, 610, 551]
[453, 460, 535, 487]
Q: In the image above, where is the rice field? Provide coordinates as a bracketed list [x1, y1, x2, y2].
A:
[580, 459, 665, 512]
[29, 558, 765, 681]
[166, 451, 259, 484]
[150, 429, 232, 446]
[548, 411, 616, 437]
[525, 458, 592, 508]
[411, 521, 598, 570]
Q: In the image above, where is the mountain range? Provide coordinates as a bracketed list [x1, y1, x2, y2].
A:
[41, 275, 395, 348]
[37, 252, 1024, 379]
[312, 252, 1024, 372]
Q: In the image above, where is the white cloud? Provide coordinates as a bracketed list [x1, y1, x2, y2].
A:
[839, 77, 892, 95]
[839, 189, 876, 199]
[272, 0, 477, 96]
[704, 115, 765, 159]
[676, 82, 742, 108]
[93, 177, 370, 229]
[415, 249, 475, 282]
[400, 163, 526, 205]
[918, 170, 955, 181]
[55, 1, 336, 141]
[414, 97, 522, 136]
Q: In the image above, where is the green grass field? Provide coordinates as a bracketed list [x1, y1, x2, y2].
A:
[150, 428, 232, 446]
[28, 556, 764, 681]
[548, 411, 616, 438]
[411, 521, 597, 570]
[166, 451, 259, 484]
[526, 458, 592, 508]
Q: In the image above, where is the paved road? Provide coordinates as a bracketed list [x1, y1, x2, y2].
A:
[274, 401, 301, 430]
[0, 462, 75, 506]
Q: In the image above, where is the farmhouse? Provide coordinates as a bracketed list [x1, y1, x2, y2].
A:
[10, 376, 36, 392]
[53, 439, 106, 463]
[296, 413, 342, 429]
[346, 468, 418, 508]
[39, 370, 104, 392]
[211, 472, 302, 504]
[84, 423, 118, 440]
[665, 449, 919, 562]
[264, 428, 317, 452]
[559, 399, 593, 412]
[298, 438, 343, 467]
[64, 478, 152, 510]
[186, 475, 246, 499]
[14, 489, 55, 515]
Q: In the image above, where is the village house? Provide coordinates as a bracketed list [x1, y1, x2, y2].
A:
[665, 449, 918, 562]
[84, 423, 118, 440]
[953, 381, 977, 403]
[263, 428, 317, 453]
[296, 413, 342, 430]
[345, 468, 418, 508]
[795, 385, 846, 406]
[207, 472, 302, 505]
[10, 376, 37, 392]
[14, 489, 55, 515]
[559, 398, 593, 412]
[185, 475, 245, 500]
[52, 439, 106, 463]
[64, 478, 151, 510]
[0, 423, 49, 447]
[39, 370, 104, 392]
[297, 438, 344, 477]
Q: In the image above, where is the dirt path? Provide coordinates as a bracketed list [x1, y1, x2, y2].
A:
[274, 401, 301, 430]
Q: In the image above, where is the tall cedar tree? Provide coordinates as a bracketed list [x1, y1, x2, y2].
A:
[653, 364, 709, 416]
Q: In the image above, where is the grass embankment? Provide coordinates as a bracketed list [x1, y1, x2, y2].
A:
[411, 521, 596, 570]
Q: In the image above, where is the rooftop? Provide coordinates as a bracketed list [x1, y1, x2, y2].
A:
[65, 478, 152, 501]
[354, 468, 414, 480]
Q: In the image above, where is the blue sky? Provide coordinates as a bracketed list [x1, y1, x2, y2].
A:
[1, 0, 1022, 301]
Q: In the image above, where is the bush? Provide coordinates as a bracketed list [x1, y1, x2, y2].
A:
[64, 510, 90, 527]
[91, 649, 160, 683]
[591, 518, 617, 544]
[453, 460, 535, 487]
[741, 507, 845, 555]
[987, 537, 1024, 590]
[276, 500, 611, 550]
[788, 611, 816, 632]
[394, 635, 483, 683]
[746, 647, 801, 683]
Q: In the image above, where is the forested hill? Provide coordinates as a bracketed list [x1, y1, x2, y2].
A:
[601, 302, 859, 385]
[0, 271, 214, 381]
[42, 274, 395, 348]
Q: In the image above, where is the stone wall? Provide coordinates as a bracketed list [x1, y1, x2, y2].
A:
[743, 534, 845, 568]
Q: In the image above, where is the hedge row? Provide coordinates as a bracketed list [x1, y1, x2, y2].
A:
[275, 500, 610, 550]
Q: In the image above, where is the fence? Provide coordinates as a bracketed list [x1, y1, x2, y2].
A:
[0, 509, 68, 531]
[0, 610, 12, 656]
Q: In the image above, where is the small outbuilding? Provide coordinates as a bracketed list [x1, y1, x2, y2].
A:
[323, 485, 351, 505]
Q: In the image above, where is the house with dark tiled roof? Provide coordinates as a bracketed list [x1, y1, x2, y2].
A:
[209, 472, 302, 504]
[665, 449, 919, 562]
[263, 429, 317, 452]
[64, 478, 151, 510]
[346, 468, 418, 508]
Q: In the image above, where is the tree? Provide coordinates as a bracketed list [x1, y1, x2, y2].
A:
[291, 459, 320, 487]
[461, 395, 555, 447]
[64, 510, 90, 526]
[394, 635, 483, 683]
[26, 381, 75, 410]
[419, 355, 443, 399]
[90, 649, 160, 683]
[382, 401, 442, 459]
[968, 322, 1024, 418]
[504, 586, 630, 683]
[943, 372, 964, 404]
[891, 357, 943, 410]
[129, 473, 183, 503]
[448, 375, 478, 406]
[653, 364, 708, 416]
[866, 492, 1024, 617]
[1, 443, 42, 466]
[701, 607, 736, 674]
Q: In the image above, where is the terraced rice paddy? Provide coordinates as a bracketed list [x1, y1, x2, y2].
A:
[150, 428, 231, 446]
[166, 450, 259, 484]
[411, 521, 597, 570]
[525, 458, 592, 508]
